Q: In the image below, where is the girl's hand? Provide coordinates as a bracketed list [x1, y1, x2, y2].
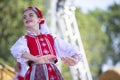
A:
[36, 55, 57, 64]
[61, 57, 78, 66]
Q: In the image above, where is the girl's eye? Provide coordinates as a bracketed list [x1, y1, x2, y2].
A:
[23, 13, 34, 19]
[23, 15, 27, 19]
[29, 13, 34, 17]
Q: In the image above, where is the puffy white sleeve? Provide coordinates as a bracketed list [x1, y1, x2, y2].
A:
[54, 37, 78, 57]
[54, 37, 82, 61]
[10, 36, 30, 63]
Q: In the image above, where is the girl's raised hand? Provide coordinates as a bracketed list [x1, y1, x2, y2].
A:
[61, 57, 78, 66]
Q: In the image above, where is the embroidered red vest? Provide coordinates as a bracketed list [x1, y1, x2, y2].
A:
[25, 34, 57, 57]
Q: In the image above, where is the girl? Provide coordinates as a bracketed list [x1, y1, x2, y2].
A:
[10, 6, 81, 80]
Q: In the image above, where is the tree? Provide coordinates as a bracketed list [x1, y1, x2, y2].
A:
[92, 3, 120, 65]
[104, 3, 120, 64]
[87, 2, 120, 79]
[75, 8, 109, 78]
[0, 0, 44, 66]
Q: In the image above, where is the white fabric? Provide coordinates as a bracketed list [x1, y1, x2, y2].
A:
[10, 36, 29, 63]
[40, 23, 50, 34]
[10, 23, 80, 63]
[18, 62, 28, 76]
[13, 62, 28, 80]
[10, 35, 79, 63]
[54, 37, 79, 57]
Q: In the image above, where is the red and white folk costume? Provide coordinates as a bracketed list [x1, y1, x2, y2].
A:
[10, 29, 81, 80]
[25, 33, 63, 80]
[10, 7, 82, 80]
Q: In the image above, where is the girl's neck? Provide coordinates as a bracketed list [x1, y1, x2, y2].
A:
[27, 27, 40, 36]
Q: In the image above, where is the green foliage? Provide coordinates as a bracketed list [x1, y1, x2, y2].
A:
[0, 0, 45, 67]
[104, 3, 120, 63]
[62, 64, 72, 80]
[75, 8, 109, 77]
[107, 3, 120, 35]
[89, 3, 120, 64]
[79, 3, 120, 78]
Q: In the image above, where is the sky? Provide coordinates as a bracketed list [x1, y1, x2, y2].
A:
[72, 0, 120, 13]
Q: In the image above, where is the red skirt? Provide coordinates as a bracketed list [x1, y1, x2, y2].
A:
[17, 76, 24, 80]
[25, 63, 64, 80]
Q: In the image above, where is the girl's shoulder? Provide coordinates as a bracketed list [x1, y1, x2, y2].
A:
[15, 35, 26, 43]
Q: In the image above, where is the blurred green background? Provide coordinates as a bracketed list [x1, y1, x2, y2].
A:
[0, 0, 120, 80]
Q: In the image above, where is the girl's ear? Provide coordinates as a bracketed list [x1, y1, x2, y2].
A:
[39, 18, 45, 24]
[37, 18, 41, 23]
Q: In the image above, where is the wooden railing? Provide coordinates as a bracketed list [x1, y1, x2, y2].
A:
[0, 64, 15, 80]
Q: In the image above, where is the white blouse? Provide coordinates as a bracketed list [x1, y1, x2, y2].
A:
[10, 35, 80, 63]
[10, 23, 81, 63]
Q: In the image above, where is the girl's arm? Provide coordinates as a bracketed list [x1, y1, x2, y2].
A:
[54, 37, 82, 66]
[22, 52, 57, 64]
[21, 52, 38, 63]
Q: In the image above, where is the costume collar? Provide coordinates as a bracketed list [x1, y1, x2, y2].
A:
[26, 30, 40, 36]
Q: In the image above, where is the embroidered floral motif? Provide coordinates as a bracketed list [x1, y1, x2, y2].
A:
[50, 75, 56, 80]
[40, 38, 44, 41]
[48, 66, 52, 71]
[42, 42, 46, 47]
[43, 49, 49, 54]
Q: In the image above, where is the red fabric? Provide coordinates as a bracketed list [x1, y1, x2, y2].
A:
[18, 76, 24, 80]
[47, 64, 59, 80]
[25, 34, 57, 56]
[25, 34, 62, 80]
[16, 62, 25, 80]
[25, 67, 32, 80]
[35, 7, 44, 24]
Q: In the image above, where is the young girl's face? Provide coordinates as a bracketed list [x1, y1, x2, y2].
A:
[23, 9, 40, 28]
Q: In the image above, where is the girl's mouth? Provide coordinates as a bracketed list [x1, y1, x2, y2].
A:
[26, 20, 32, 24]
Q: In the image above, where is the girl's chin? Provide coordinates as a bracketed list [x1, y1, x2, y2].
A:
[25, 22, 34, 26]
[25, 24, 34, 27]
[26, 26, 33, 28]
